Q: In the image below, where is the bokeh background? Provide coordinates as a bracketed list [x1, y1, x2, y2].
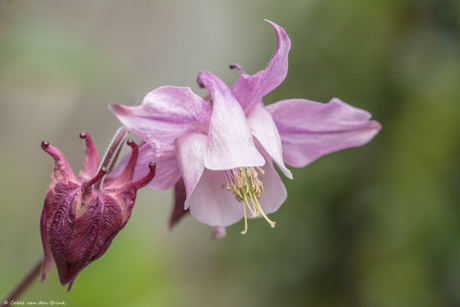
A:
[1, 0, 460, 306]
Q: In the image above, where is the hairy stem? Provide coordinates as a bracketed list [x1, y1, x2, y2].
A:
[2, 259, 42, 306]
[93, 127, 128, 191]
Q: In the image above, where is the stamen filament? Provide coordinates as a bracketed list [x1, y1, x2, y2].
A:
[225, 166, 276, 233]
[233, 169, 242, 181]
[224, 171, 232, 191]
[250, 192, 276, 228]
[241, 193, 248, 234]
[244, 193, 259, 217]
[250, 167, 258, 178]
[244, 169, 260, 217]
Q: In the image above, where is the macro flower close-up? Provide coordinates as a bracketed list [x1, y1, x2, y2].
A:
[2, 1, 458, 306]
[109, 20, 381, 235]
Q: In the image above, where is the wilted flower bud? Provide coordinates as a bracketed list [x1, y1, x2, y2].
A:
[40, 128, 156, 290]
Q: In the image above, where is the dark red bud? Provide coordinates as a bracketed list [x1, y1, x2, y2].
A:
[40, 129, 155, 290]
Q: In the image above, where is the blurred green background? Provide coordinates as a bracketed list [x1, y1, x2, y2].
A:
[1, 0, 460, 306]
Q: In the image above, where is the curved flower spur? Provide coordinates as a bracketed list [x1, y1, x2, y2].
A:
[40, 128, 156, 290]
[109, 20, 381, 237]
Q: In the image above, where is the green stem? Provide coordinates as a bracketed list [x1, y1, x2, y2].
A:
[2, 259, 42, 306]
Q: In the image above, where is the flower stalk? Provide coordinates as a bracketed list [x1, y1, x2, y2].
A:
[1, 259, 42, 306]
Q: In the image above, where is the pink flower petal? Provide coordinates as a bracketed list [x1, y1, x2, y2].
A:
[109, 86, 212, 157]
[186, 168, 244, 227]
[198, 71, 265, 170]
[267, 98, 382, 167]
[175, 131, 208, 198]
[246, 102, 292, 179]
[231, 20, 291, 113]
[185, 145, 287, 227]
[252, 141, 288, 215]
[107, 143, 181, 191]
[143, 145, 181, 191]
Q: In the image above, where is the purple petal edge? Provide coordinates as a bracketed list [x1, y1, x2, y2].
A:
[231, 20, 291, 113]
[267, 98, 382, 167]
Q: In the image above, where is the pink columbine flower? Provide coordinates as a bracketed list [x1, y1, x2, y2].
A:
[109, 20, 381, 235]
[40, 128, 156, 290]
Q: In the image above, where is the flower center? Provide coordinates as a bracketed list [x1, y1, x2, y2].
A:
[224, 167, 276, 234]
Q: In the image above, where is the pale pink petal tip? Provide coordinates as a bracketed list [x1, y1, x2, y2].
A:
[108, 103, 131, 117]
[210, 226, 227, 239]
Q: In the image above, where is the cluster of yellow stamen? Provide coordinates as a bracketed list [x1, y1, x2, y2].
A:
[224, 167, 276, 234]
